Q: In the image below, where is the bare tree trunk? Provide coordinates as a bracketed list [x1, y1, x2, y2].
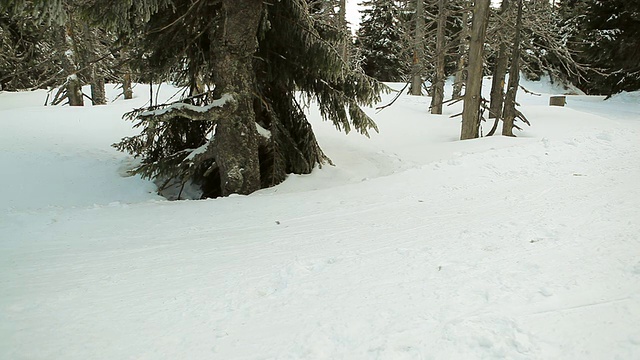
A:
[338, 0, 348, 61]
[410, 0, 425, 96]
[211, 0, 262, 196]
[119, 50, 133, 99]
[430, 0, 448, 114]
[460, 0, 490, 140]
[488, 0, 511, 121]
[83, 25, 106, 105]
[90, 67, 106, 105]
[58, 26, 83, 106]
[123, 72, 133, 99]
[452, 3, 470, 99]
[502, 0, 523, 137]
[460, 0, 491, 140]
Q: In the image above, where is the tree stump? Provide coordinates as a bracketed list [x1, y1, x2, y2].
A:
[549, 95, 566, 107]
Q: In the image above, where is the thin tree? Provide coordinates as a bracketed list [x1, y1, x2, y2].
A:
[57, 23, 83, 106]
[430, 0, 448, 114]
[452, 1, 470, 99]
[410, 0, 426, 95]
[460, 0, 490, 140]
[502, 0, 523, 137]
[486, 0, 511, 136]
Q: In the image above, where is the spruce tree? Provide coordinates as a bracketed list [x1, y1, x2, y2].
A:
[580, 0, 640, 95]
[91, 0, 385, 198]
[356, 0, 406, 82]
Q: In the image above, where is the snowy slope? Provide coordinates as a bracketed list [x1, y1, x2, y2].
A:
[1, 80, 639, 359]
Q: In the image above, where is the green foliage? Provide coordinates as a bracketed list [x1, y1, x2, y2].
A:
[355, 0, 407, 81]
[0, 12, 60, 90]
[114, 97, 214, 195]
[579, 0, 640, 95]
[110, 0, 385, 198]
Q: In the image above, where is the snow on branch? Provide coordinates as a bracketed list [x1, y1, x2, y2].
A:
[139, 94, 235, 122]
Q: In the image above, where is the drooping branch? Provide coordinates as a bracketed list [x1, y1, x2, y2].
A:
[138, 94, 236, 123]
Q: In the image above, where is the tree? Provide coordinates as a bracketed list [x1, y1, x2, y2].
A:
[502, 0, 525, 137]
[0, 10, 59, 91]
[429, 0, 448, 114]
[487, 0, 511, 126]
[100, 0, 385, 198]
[356, 0, 406, 81]
[579, 0, 640, 95]
[451, 1, 470, 99]
[410, 0, 426, 95]
[460, 0, 490, 140]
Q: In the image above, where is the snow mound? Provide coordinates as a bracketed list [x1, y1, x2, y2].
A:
[1, 81, 640, 360]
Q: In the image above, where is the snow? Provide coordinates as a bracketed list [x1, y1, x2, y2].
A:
[140, 93, 233, 117]
[1, 79, 640, 359]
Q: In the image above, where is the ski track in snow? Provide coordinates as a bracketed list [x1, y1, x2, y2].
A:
[1, 81, 640, 359]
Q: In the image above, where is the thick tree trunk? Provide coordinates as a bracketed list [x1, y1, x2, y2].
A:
[410, 0, 425, 96]
[460, 0, 490, 140]
[452, 3, 470, 99]
[211, 0, 262, 196]
[502, 0, 523, 137]
[430, 0, 448, 114]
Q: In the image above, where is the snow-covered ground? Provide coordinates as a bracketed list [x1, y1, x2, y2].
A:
[1, 79, 639, 359]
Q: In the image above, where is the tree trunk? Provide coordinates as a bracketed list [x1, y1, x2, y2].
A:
[119, 49, 133, 100]
[123, 72, 133, 99]
[211, 0, 262, 196]
[90, 67, 106, 105]
[410, 0, 425, 96]
[430, 0, 448, 114]
[488, 0, 511, 121]
[83, 26, 106, 105]
[338, 0, 348, 61]
[460, 0, 490, 140]
[58, 26, 83, 106]
[452, 3, 470, 99]
[502, 0, 523, 137]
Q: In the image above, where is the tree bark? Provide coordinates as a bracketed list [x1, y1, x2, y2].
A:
[123, 72, 133, 99]
[502, 0, 523, 137]
[211, 0, 262, 196]
[338, 0, 348, 61]
[58, 25, 83, 106]
[83, 25, 106, 105]
[410, 0, 425, 96]
[430, 0, 448, 114]
[488, 0, 511, 121]
[452, 3, 470, 99]
[460, 0, 490, 140]
[90, 67, 106, 105]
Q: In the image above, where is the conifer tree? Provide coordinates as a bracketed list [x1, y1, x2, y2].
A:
[356, 0, 406, 81]
[579, 0, 640, 95]
[89, 0, 385, 198]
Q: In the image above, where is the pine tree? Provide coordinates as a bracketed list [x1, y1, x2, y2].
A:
[356, 0, 406, 82]
[90, 0, 386, 198]
[579, 0, 640, 95]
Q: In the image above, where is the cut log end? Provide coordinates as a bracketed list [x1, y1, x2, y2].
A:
[549, 96, 566, 107]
